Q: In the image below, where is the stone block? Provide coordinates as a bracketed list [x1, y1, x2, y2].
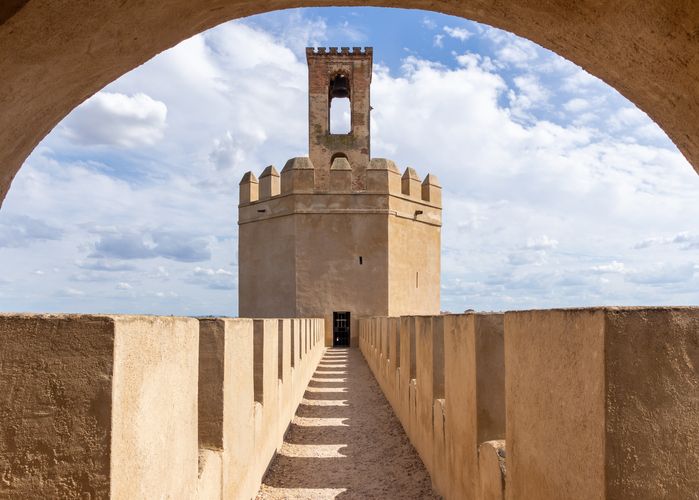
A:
[0, 314, 198, 499]
[478, 440, 506, 500]
[505, 307, 699, 500]
[421, 173, 442, 206]
[398, 316, 417, 434]
[259, 165, 280, 199]
[198, 318, 257, 500]
[401, 167, 422, 198]
[329, 156, 352, 191]
[281, 157, 315, 194]
[239, 171, 259, 205]
[197, 449, 223, 500]
[445, 313, 505, 500]
[367, 158, 401, 194]
[277, 319, 292, 436]
[433, 398, 449, 495]
[385, 317, 401, 410]
[414, 316, 436, 471]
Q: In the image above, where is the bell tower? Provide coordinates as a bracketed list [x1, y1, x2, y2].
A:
[238, 47, 441, 347]
[306, 47, 372, 191]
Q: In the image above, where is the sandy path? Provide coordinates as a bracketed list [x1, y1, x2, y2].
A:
[257, 348, 439, 499]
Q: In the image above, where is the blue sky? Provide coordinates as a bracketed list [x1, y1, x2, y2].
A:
[1, 7, 698, 315]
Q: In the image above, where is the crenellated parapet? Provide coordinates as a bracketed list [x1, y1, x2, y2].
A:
[421, 173, 442, 205]
[238, 156, 441, 209]
[0, 314, 325, 499]
[401, 167, 422, 198]
[259, 165, 280, 199]
[281, 157, 314, 194]
[305, 46, 373, 57]
[329, 156, 352, 191]
[239, 171, 258, 204]
[366, 158, 401, 194]
[359, 308, 699, 500]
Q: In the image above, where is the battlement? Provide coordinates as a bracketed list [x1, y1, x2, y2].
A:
[306, 46, 373, 57]
[238, 157, 441, 208]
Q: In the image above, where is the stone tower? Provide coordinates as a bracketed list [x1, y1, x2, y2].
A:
[238, 47, 442, 347]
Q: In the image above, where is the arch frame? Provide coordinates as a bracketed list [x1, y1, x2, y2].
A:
[0, 0, 697, 206]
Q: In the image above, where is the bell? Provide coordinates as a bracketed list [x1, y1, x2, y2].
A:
[330, 75, 350, 98]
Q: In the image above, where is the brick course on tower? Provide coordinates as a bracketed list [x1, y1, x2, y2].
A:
[238, 47, 442, 347]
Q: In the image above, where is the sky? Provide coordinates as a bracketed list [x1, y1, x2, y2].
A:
[1, 7, 698, 316]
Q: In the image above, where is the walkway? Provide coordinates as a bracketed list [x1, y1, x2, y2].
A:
[257, 348, 439, 499]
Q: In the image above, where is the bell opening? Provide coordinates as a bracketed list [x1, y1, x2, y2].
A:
[330, 74, 350, 99]
[330, 97, 351, 134]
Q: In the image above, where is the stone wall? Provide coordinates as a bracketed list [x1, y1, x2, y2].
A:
[0, 314, 325, 499]
[359, 308, 699, 500]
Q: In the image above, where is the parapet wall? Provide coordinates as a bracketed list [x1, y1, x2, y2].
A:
[359, 308, 699, 499]
[238, 157, 441, 207]
[0, 314, 325, 499]
[305, 46, 373, 57]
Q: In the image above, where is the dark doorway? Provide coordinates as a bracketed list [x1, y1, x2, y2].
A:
[333, 311, 350, 347]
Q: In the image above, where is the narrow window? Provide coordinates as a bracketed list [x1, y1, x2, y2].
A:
[359, 256, 363, 265]
[416, 271, 419, 288]
[330, 97, 351, 134]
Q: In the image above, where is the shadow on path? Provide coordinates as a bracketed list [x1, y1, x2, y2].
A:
[256, 348, 439, 499]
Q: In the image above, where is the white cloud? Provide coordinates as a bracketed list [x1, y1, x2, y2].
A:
[443, 26, 472, 41]
[525, 235, 558, 250]
[634, 231, 699, 250]
[187, 266, 235, 290]
[493, 37, 539, 66]
[562, 68, 603, 93]
[433, 34, 444, 48]
[422, 17, 437, 30]
[564, 98, 589, 113]
[193, 267, 233, 276]
[509, 74, 550, 118]
[116, 282, 133, 290]
[63, 92, 167, 147]
[507, 251, 548, 266]
[590, 261, 627, 274]
[627, 263, 695, 285]
[0, 215, 62, 247]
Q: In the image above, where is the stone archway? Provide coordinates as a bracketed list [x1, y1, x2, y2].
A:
[0, 1, 697, 207]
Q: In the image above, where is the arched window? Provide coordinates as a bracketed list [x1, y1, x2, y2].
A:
[329, 73, 351, 134]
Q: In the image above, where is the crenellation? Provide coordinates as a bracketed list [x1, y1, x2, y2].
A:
[401, 167, 422, 198]
[306, 46, 372, 57]
[259, 165, 280, 200]
[421, 173, 442, 206]
[239, 171, 259, 205]
[329, 156, 352, 192]
[281, 157, 315, 194]
[367, 157, 401, 194]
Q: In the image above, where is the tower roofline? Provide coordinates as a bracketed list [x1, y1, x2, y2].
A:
[306, 46, 373, 57]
